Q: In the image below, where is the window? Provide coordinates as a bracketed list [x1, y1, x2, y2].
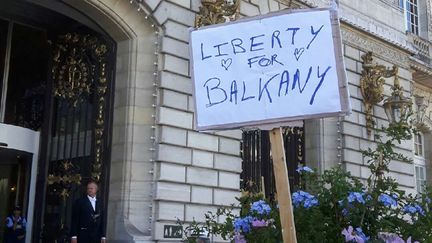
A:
[413, 132, 426, 193]
[415, 165, 427, 193]
[414, 133, 423, 156]
[401, 0, 419, 35]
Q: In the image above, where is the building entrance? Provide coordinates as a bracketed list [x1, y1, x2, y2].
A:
[0, 1, 115, 242]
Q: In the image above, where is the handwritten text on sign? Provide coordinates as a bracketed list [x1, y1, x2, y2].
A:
[190, 9, 349, 130]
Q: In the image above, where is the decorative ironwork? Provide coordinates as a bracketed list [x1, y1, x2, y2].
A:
[195, 0, 240, 28]
[47, 160, 82, 201]
[50, 32, 110, 195]
[360, 52, 398, 135]
[241, 127, 304, 200]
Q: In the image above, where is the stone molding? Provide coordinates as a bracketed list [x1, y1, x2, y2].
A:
[293, 0, 416, 54]
[341, 26, 411, 69]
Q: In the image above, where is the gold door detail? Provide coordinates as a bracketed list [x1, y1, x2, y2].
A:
[49, 32, 110, 198]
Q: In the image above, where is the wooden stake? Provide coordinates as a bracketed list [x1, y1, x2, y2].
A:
[269, 127, 297, 243]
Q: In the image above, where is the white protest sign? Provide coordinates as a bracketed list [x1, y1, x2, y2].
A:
[190, 8, 351, 130]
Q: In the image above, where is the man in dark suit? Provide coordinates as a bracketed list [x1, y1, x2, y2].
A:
[71, 180, 106, 243]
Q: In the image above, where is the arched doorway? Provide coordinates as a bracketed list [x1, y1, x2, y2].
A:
[0, 1, 116, 242]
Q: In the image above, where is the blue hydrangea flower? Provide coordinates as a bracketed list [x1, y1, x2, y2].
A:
[292, 190, 319, 209]
[347, 192, 367, 204]
[341, 208, 349, 216]
[250, 200, 271, 215]
[378, 193, 398, 207]
[296, 166, 314, 173]
[403, 204, 425, 216]
[233, 216, 253, 233]
[426, 197, 431, 204]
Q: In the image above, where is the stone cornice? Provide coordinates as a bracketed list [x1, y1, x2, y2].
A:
[341, 26, 411, 69]
[294, 0, 417, 54]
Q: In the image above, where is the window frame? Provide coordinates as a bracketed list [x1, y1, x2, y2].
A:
[401, 0, 420, 35]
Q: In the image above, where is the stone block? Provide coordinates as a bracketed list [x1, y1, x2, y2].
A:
[163, 54, 189, 76]
[191, 186, 213, 204]
[269, 0, 280, 11]
[214, 129, 243, 139]
[164, 20, 190, 43]
[155, 181, 191, 202]
[161, 89, 189, 111]
[344, 57, 358, 73]
[162, 36, 189, 59]
[185, 204, 218, 222]
[214, 189, 240, 206]
[187, 131, 219, 151]
[345, 44, 361, 60]
[158, 162, 186, 182]
[160, 71, 193, 94]
[240, 0, 260, 16]
[157, 201, 185, 221]
[187, 167, 218, 186]
[342, 122, 363, 138]
[218, 172, 240, 189]
[344, 136, 360, 150]
[345, 162, 361, 177]
[158, 107, 193, 129]
[167, 0, 190, 9]
[346, 71, 361, 88]
[160, 125, 187, 146]
[153, 1, 195, 26]
[157, 143, 192, 165]
[214, 154, 242, 172]
[192, 150, 214, 168]
[219, 137, 241, 156]
[343, 149, 363, 165]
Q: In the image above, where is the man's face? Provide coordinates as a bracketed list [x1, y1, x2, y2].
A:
[87, 182, 98, 197]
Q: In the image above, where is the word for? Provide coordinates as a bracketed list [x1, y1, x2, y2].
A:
[202, 65, 332, 107]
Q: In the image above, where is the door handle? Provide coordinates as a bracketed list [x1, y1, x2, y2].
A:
[0, 142, 8, 147]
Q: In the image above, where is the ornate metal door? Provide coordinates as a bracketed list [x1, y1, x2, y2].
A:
[33, 32, 115, 242]
[241, 127, 305, 200]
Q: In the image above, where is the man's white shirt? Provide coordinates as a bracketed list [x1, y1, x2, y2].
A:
[88, 195, 96, 211]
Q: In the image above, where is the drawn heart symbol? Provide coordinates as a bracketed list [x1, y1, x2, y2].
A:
[294, 47, 305, 61]
[221, 58, 232, 71]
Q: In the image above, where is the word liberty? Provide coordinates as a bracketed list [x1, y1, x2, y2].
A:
[203, 65, 331, 107]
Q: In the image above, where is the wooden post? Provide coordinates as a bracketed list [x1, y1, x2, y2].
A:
[269, 127, 297, 243]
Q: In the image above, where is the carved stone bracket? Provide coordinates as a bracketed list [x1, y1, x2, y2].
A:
[194, 0, 240, 28]
[360, 52, 398, 135]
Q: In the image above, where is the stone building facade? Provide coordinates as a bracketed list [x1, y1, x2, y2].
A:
[0, 0, 431, 242]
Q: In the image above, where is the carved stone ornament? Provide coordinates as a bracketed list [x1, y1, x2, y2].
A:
[360, 52, 398, 135]
[195, 0, 240, 28]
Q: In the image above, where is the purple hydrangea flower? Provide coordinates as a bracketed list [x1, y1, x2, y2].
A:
[425, 197, 431, 204]
[342, 226, 369, 243]
[377, 232, 419, 243]
[378, 193, 398, 207]
[251, 219, 268, 227]
[296, 166, 314, 173]
[292, 190, 319, 209]
[234, 232, 247, 243]
[250, 200, 271, 215]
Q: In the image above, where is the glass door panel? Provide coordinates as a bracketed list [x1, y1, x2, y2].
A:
[0, 148, 31, 242]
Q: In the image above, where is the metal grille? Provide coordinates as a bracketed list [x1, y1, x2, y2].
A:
[241, 127, 305, 200]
